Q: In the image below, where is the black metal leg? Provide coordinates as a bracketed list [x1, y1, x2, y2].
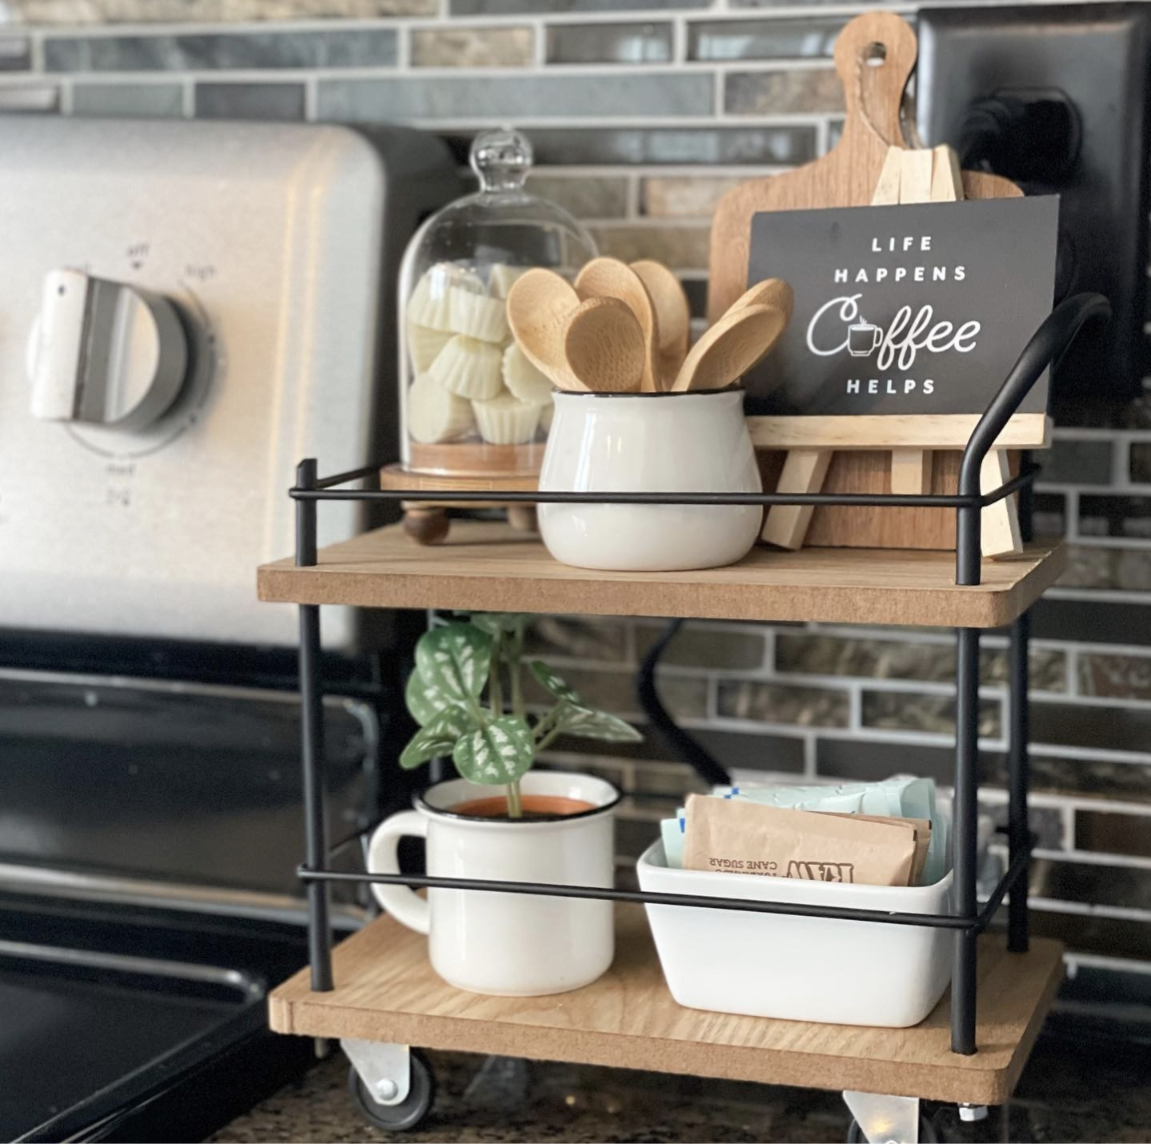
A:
[295, 459, 332, 992]
[300, 603, 333, 991]
[1008, 611, 1031, 953]
[952, 626, 981, 1055]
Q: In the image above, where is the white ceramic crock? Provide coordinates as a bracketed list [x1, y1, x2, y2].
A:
[368, 771, 619, 996]
[537, 388, 763, 572]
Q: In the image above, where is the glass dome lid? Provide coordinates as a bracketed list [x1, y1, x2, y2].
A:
[397, 127, 597, 480]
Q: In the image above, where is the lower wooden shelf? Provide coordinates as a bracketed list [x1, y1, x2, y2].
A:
[269, 906, 1063, 1106]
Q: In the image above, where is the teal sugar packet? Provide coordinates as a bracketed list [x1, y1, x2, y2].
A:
[660, 806, 688, 868]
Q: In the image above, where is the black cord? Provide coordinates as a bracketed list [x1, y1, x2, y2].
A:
[635, 619, 731, 789]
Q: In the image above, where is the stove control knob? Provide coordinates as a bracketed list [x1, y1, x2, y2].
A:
[28, 269, 188, 430]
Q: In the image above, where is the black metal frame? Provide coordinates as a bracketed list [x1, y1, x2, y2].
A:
[286, 294, 1108, 1061]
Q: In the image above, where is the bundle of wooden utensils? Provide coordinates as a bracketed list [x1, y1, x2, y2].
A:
[507, 256, 794, 394]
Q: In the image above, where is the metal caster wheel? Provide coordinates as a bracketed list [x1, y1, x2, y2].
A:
[348, 1049, 435, 1132]
[847, 1113, 939, 1143]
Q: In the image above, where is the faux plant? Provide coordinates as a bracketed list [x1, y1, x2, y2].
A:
[401, 612, 641, 818]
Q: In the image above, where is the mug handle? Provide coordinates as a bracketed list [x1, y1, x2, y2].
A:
[367, 810, 430, 934]
[871, 324, 883, 352]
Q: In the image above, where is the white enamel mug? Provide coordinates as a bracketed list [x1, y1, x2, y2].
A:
[368, 771, 619, 996]
[538, 388, 763, 572]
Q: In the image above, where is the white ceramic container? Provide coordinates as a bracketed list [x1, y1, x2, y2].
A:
[637, 840, 953, 1027]
[369, 771, 618, 997]
[538, 388, 762, 572]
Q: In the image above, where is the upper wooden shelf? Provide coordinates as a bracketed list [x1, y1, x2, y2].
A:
[259, 521, 1063, 629]
[258, 522, 1063, 629]
[269, 907, 1063, 1106]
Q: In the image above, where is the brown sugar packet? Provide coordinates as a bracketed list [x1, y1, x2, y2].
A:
[825, 814, 932, 886]
[683, 795, 919, 887]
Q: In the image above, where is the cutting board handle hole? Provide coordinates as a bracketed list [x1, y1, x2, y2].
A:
[864, 42, 887, 67]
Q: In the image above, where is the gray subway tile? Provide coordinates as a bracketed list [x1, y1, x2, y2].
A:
[1034, 597, 1151, 648]
[635, 621, 765, 670]
[527, 174, 629, 219]
[861, 691, 1001, 738]
[716, 679, 850, 728]
[453, 0, 708, 12]
[1031, 909, 1151, 960]
[688, 17, 842, 61]
[546, 21, 672, 64]
[1038, 437, 1114, 486]
[1032, 701, 1151, 755]
[195, 82, 305, 121]
[0, 85, 58, 112]
[1033, 856, 1151, 911]
[21, 0, 433, 18]
[438, 124, 816, 166]
[410, 26, 533, 68]
[73, 82, 184, 118]
[641, 175, 746, 218]
[589, 224, 710, 269]
[1132, 442, 1151, 484]
[1078, 494, 1151, 540]
[1079, 652, 1151, 702]
[45, 28, 397, 73]
[726, 67, 844, 115]
[318, 71, 714, 121]
[0, 35, 31, 72]
[1076, 809, 1151, 860]
[525, 616, 629, 662]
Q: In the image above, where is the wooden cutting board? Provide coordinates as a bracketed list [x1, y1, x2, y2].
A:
[708, 11, 1025, 551]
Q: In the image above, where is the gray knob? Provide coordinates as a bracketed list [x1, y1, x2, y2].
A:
[29, 269, 188, 430]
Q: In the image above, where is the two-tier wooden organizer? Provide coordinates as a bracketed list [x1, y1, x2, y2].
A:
[258, 294, 1107, 1139]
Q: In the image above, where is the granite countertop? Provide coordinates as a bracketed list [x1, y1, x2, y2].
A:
[214, 1023, 1151, 1144]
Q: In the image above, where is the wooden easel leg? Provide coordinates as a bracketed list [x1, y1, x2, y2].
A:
[890, 448, 933, 495]
[980, 451, 1023, 558]
[762, 448, 832, 550]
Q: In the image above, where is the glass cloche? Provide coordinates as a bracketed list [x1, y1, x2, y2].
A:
[397, 127, 597, 479]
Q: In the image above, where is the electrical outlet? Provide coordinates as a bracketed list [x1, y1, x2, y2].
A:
[917, 4, 1151, 411]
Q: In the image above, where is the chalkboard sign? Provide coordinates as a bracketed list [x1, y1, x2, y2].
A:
[745, 196, 1059, 417]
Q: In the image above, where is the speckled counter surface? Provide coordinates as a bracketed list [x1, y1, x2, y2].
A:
[213, 1026, 1151, 1144]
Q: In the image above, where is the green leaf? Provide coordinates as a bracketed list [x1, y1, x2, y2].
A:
[415, 623, 492, 705]
[452, 716, 535, 785]
[554, 703, 642, 743]
[528, 660, 581, 704]
[405, 670, 459, 727]
[458, 612, 530, 638]
[399, 707, 477, 770]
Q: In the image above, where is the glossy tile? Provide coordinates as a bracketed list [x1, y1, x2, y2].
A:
[0, 35, 30, 71]
[319, 71, 714, 121]
[725, 67, 843, 115]
[860, 690, 1002, 737]
[14, 0, 433, 18]
[1079, 494, 1151, 540]
[45, 28, 397, 71]
[0, 85, 58, 111]
[640, 175, 745, 218]
[1079, 652, 1151, 701]
[73, 81, 185, 117]
[194, 81, 305, 120]
[546, 21, 672, 64]
[410, 25, 533, 68]
[453, 0, 708, 12]
[1038, 437, 1114, 486]
[1076, 809, 1151, 860]
[635, 622, 765, 670]
[525, 615, 630, 662]
[588, 224, 710, 269]
[716, 679, 850, 727]
[437, 124, 817, 166]
[1032, 701, 1151, 754]
[688, 17, 842, 61]
[527, 174, 629, 219]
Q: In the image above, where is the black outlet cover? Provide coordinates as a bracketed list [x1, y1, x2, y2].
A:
[917, 3, 1151, 411]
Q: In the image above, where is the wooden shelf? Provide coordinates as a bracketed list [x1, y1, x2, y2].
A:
[258, 521, 1064, 629]
[269, 907, 1063, 1106]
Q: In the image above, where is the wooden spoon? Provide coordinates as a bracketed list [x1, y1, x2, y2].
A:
[562, 297, 645, 393]
[670, 303, 788, 393]
[629, 260, 691, 386]
[506, 268, 581, 386]
[730, 278, 794, 322]
[575, 258, 661, 393]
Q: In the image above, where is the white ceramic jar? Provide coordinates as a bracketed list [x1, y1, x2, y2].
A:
[368, 771, 619, 997]
[537, 388, 763, 572]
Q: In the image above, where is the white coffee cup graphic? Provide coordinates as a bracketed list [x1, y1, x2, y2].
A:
[848, 320, 882, 357]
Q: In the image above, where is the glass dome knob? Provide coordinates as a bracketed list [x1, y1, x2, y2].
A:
[470, 127, 533, 194]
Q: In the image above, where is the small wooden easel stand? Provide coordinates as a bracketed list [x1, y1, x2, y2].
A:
[761, 145, 1030, 557]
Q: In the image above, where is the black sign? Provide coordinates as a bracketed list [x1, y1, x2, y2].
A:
[745, 196, 1059, 417]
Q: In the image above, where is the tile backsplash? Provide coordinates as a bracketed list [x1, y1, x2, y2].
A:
[2, 0, 1150, 977]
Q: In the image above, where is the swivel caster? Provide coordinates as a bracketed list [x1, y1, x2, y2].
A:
[346, 1046, 435, 1132]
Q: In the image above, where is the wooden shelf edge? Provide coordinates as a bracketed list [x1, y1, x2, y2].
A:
[257, 524, 1065, 630]
[267, 912, 1064, 1108]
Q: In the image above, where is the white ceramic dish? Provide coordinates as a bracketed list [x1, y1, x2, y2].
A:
[537, 388, 762, 572]
[637, 840, 953, 1027]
